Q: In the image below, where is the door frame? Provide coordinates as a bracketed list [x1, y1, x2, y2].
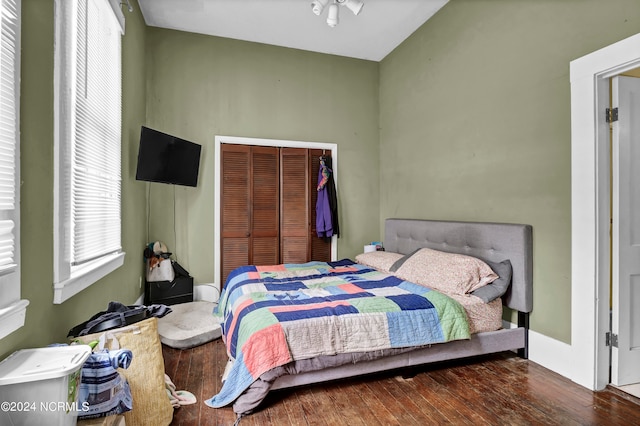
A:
[214, 135, 338, 290]
[570, 32, 640, 390]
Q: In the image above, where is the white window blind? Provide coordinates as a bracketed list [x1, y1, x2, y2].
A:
[0, 0, 27, 341]
[54, 0, 124, 303]
[0, 0, 18, 276]
[72, 0, 121, 265]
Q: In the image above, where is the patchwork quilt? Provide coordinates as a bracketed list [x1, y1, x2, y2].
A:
[205, 259, 470, 408]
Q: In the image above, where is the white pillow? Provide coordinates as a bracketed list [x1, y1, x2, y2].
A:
[392, 248, 498, 295]
[355, 251, 404, 272]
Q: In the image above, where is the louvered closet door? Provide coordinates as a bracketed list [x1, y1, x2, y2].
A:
[221, 144, 332, 285]
[251, 147, 279, 266]
[221, 144, 251, 285]
[280, 148, 309, 264]
[309, 149, 332, 262]
[221, 144, 280, 286]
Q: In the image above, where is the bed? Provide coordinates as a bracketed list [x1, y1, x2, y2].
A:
[205, 218, 533, 416]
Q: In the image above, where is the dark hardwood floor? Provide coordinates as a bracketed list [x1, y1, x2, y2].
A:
[163, 339, 640, 426]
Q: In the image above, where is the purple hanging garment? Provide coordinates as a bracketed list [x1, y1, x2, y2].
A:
[316, 159, 333, 238]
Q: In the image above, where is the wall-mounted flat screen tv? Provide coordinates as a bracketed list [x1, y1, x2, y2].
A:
[135, 126, 202, 187]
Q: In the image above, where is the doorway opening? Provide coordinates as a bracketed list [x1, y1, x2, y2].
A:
[570, 32, 640, 392]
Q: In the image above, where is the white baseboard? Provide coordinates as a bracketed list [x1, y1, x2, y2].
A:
[528, 328, 574, 381]
[134, 293, 144, 305]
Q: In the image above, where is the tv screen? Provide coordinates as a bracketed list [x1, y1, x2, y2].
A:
[135, 126, 202, 187]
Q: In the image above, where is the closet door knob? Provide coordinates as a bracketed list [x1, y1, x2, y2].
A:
[246, 232, 251, 237]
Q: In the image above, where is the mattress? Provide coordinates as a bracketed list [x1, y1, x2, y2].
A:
[450, 294, 503, 334]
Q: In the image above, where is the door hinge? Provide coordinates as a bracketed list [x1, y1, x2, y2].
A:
[606, 331, 619, 348]
[606, 107, 619, 123]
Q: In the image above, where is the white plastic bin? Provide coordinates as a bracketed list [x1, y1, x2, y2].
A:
[0, 345, 92, 426]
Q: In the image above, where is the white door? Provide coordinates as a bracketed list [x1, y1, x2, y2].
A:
[611, 75, 640, 386]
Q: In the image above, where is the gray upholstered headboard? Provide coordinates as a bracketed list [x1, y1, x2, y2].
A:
[384, 218, 533, 313]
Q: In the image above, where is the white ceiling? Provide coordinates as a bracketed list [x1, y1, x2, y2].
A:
[137, 0, 449, 62]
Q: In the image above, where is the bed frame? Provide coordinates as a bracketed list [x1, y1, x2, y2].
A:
[270, 218, 533, 391]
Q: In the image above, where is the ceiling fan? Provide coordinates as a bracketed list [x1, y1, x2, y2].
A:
[311, 0, 365, 28]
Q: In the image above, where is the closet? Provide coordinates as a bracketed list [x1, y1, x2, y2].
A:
[220, 144, 332, 286]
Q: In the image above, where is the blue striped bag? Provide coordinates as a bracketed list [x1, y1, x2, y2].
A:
[77, 348, 134, 419]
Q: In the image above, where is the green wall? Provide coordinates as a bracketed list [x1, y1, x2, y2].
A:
[379, 0, 640, 343]
[4, 0, 640, 359]
[144, 29, 380, 285]
[0, 0, 148, 360]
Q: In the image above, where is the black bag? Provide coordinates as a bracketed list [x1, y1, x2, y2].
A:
[68, 302, 148, 338]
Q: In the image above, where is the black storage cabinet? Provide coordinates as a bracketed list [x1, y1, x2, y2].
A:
[145, 276, 193, 306]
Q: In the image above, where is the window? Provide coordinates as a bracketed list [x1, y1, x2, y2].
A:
[0, 0, 27, 339]
[53, 0, 125, 304]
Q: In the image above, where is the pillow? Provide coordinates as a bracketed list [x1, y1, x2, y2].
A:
[355, 251, 404, 272]
[471, 259, 513, 303]
[392, 248, 498, 295]
[389, 248, 420, 272]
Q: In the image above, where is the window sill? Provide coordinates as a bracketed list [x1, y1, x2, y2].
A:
[0, 299, 30, 340]
[53, 252, 125, 304]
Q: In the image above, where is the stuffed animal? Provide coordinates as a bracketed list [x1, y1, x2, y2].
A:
[148, 255, 162, 271]
[144, 241, 170, 271]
